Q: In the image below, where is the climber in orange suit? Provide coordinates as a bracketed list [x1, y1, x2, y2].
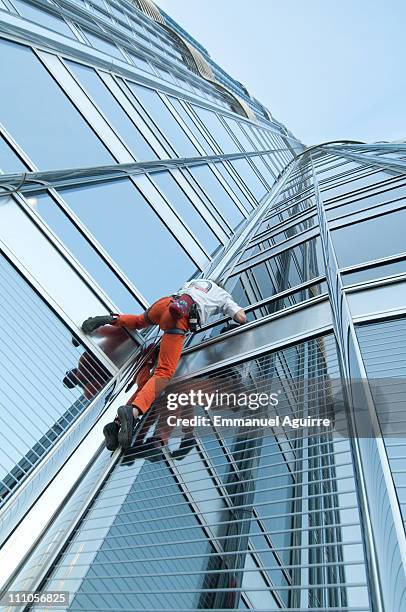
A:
[102, 342, 159, 451]
[82, 279, 246, 449]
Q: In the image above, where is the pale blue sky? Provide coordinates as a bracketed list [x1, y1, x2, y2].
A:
[155, 0, 405, 146]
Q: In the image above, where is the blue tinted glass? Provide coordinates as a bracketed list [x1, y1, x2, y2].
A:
[233, 236, 324, 301]
[189, 165, 245, 229]
[34, 192, 142, 312]
[230, 158, 268, 199]
[58, 179, 197, 301]
[0, 136, 27, 173]
[48, 459, 212, 610]
[214, 162, 255, 212]
[249, 155, 277, 185]
[83, 29, 124, 59]
[128, 52, 153, 74]
[192, 105, 240, 153]
[223, 117, 257, 152]
[326, 180, 406, 220]
[152, 171, 221, 254]
[128, 83, 199, 157]
[333, 208, 406, 267]
[66, 60, 157, 161]
[168, 97, 215, 154]
[0, 39, 114, 170]
[321, 169, 392, 201]
[11, 0, 75, 38]
[0, 253, 112, 501]
[343, 259, 406, 285]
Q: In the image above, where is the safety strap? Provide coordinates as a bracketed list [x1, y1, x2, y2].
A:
[164, 328, 187, 335]
[143, 309, 153, 325]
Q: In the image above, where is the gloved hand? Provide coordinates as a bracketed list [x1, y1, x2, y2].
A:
[81, 315, 117, 334]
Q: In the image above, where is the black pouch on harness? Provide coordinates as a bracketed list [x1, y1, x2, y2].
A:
[188, 303, 200, 333]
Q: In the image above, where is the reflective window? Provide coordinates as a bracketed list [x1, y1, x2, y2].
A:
[250, 154, 277, 183]
[127, 51, 154, 74]
[241, 217, 317, 260]
[192, 105, 240, 153]
[0, 136, 27, 173]
[11, 0, 76, 38]
[326, 180, 406, 220]
[33, 192, 143, 312]
[223, 117, 257, 151]
[0, 39, 114, 169]
[83, 28, 125, 60]
[43, 457, 214, 610]
[127, 82, 199, 157]
[189, 165, 245, 229]
[263, 152, 283, 174]
[168, 97, 215, 154]
[181, 169, 232, 231]
[342, 259, 406, 285]
[66, 60, 157, 161]
[230, 236, 324, 302]
[151, 171, 221, 254]
[213, 162, 255, 212]
[321, 170, 392, 202]
[356, 317, 406, 521]
[333, 208, 406, 268]
[252, 439, 293, 571]
[0, 253, 112, 505]
[58, 179, 197, 300]
[230, 158, 268, 199]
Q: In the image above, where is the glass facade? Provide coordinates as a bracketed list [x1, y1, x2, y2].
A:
[0, 2, 405, 612]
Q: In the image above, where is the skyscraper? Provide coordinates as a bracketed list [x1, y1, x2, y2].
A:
[0, 1, 405, 611]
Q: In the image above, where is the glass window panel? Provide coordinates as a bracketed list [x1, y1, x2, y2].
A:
[0, 136, 27, 173]
[326, 181, 406, 220]
[320, 165, 376, 189]
[321, 170, 393, 202]
[214, 162, 255, 212]
[316, 160, 362, 182]
[333, 208, 406, 268]
[230, 158, 267, 199]
[181, 169, 231, 230]
[43, 458, 214, 610]
[233, 236, 324, 301]
[223, 117, 257, 152]
[11, 0, 75, 38]
[243, 216, 317, 259]
[66, 60, 157, 161]
[342, 259, 406, 285]
[168, 97, 215, 154]
[263, 152, 283, 174]
[151, 171, 221, 254]
[0, 39, 114, 169]
[34, 192, 142, 312]
[127, 52, 153, 74]
[250, 155, 276, 185]
[0, 253, 112, 501]
[192, 105, 240, 153]
[189, 165, 245, 229]
[127, 83, 199, 157]
[83, 28, 124, 60]
[58, 179, 197, 301]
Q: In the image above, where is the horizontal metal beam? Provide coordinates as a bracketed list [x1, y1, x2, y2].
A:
[174, 296, 333, 380]
[0, 148, 280, 196]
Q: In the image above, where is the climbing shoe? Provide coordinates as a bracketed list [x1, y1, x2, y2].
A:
[117, 405, 139, 449]
[103, 421, 120, 451]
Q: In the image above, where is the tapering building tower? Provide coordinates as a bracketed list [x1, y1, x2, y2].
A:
[0, 1, 405, 611]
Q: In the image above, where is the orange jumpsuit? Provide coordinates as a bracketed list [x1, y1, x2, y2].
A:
[114, 297, 189, 415]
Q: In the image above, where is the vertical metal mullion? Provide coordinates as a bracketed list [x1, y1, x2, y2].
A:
[311, 149, 401, 612]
